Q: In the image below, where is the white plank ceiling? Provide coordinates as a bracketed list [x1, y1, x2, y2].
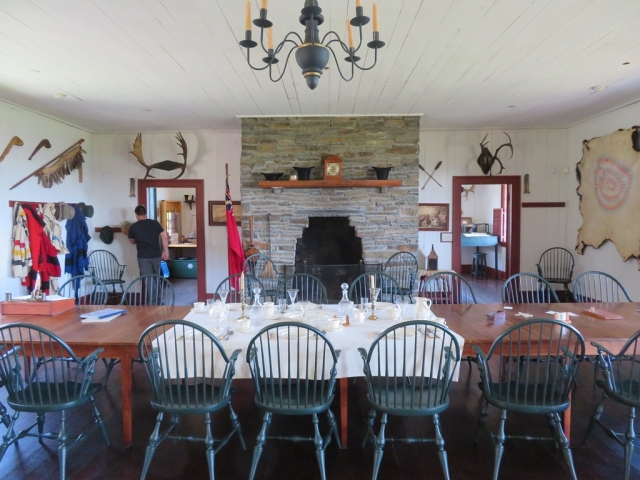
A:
[0, 0, 639, 132]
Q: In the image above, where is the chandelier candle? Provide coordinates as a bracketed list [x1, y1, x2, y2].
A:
[239, 0, 385, 90]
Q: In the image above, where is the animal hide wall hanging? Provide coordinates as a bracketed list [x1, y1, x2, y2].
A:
[576, 127, 640, 267]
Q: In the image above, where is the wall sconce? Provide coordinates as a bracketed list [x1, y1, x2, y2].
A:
[184, 195, 195, 210]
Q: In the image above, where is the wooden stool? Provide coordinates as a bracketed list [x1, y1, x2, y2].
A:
[472, 253, 487, 278]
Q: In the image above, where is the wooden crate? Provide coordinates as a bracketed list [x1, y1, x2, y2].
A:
[1, 298, 76, 316]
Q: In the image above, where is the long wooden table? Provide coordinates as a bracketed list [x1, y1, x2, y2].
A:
[2, 302, 638, 448]
[0, 305, 185, 447]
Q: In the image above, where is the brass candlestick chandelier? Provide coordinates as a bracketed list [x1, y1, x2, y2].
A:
[239, 0, 385, 90]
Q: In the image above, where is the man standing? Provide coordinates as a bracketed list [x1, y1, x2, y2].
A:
[128, 205, 169, 275]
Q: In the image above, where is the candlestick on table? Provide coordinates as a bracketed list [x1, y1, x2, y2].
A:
[238, 273, 249, 320]
[368, 287, 379, 321]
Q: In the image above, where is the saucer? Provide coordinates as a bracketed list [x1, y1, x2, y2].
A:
[235, 325, 255, 333]
[324, 324, 344, 332]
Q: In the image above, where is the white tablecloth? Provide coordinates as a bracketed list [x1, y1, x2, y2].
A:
[179, 303, 465, 381]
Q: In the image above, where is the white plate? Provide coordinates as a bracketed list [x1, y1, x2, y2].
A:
[275, 328, 310, 340]
[284, 312, 331, 323]
[183, 327, 225, 340]
[292, 302, 321, 311]
[379, 328, 418, 339]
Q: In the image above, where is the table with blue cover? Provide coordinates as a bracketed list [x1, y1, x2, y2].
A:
[461, 232, 499, 278]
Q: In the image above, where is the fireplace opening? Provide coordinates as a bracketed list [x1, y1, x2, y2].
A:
[295, 217, 362, 265]
[292, 217, 378, 301]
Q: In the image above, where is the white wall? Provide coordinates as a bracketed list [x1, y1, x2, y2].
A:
[3, 98, 638, 299]
[418, 129, 570, 275]
[567, 102, 640, 300]
[0, 102, 92, 296]
[91, 131, 242, 293]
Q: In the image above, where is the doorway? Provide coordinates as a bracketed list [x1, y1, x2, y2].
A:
[452, 175, 521, 278]
[138, 179, 206, 301]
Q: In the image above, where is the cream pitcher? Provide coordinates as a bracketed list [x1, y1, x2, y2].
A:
[415, 297, 432, 319]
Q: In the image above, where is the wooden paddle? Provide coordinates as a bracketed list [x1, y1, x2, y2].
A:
[244, 215, 260, 258]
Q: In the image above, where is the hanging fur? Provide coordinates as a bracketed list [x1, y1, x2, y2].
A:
[35, 147, 84, 188]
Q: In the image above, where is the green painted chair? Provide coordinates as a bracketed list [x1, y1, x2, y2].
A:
[572, 270, 631, 303]
[214, 273, 264, 304]
[120, 273, 175, 306]
[349, 272, 406, 305]
[358, 320, 461, 480]
[284, 273, 328, 305]
[57, 274, 108, 305]
[536, 247, 575, 300]
[87, 249, 126, 293]
[0, 323, 109, 480]
[0, 379, 11, 430]
[383, 252, 419, 301]
[246, 322, 341, 480]
[473, 319, 585, 480]
[501, 272, 560, 304]
[243, 253, 283, 301]
[137, 320, 245, 480]
[421, 272, 478, 305]
[584, 330, 640, 480]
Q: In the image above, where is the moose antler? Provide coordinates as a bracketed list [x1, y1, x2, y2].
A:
[477, 132, 513, 176]
[130, 132, 188, 179]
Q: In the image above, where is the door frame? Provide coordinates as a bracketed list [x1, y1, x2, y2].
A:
[138, 179, 205, 301]
[452, 175, 521, 279]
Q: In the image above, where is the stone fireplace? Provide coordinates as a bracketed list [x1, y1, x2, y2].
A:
[239, 115, 420, 271]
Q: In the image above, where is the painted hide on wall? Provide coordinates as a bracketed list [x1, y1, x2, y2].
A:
[576, 128, 640, 267]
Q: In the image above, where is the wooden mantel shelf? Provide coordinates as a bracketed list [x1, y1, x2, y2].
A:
[258, 179, 402, 189]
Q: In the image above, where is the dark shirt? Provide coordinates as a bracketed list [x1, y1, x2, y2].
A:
[128, 219, 164, 259]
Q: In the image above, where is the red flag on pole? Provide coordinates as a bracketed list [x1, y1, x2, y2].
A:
[225, 168, 245, 282]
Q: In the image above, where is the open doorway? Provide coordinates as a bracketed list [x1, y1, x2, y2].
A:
[138, 179, 206, 302]
[452, 175, 521, 279]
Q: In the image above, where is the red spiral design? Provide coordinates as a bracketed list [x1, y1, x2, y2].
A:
[593, 157, 632, 211]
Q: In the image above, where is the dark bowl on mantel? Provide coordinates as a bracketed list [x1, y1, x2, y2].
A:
[293, 166, 315, 180]
[262, 172, 284, 181]
[372, 166, 393, 180]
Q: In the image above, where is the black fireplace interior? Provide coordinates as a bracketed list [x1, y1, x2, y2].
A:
[295, 217, 363, 265]
[293, 217, 374, 301]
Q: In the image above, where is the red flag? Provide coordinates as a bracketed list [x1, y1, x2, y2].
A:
[226, 175, 245, 282]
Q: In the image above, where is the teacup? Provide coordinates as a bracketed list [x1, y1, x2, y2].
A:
[193, 302, 206, 313]
[238, 319, 251, 331]
[263, 301, 275, 318]
[328, 317, 341, 330]
[431, 317, 447, 326]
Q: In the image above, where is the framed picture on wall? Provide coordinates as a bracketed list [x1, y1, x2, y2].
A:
[209, 201, 242, 226]
[418, 203, 449, 231]
[440, 232, 453, 242]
